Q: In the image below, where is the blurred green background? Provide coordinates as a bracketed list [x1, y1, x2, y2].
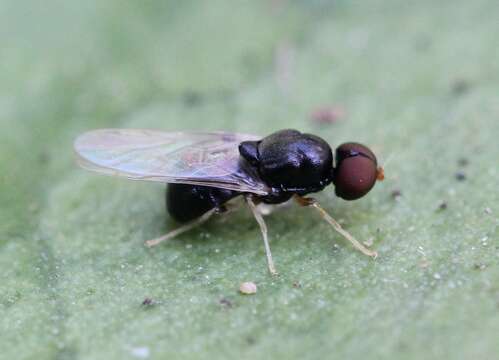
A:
[1, 0, 498, 359]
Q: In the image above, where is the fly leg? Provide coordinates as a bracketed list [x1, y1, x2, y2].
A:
[246, 195, 278, 276]
[145, 208, 216, 247]
[294, 195, 377, 258]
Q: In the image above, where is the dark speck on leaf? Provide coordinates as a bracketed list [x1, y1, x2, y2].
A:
[142, 298, 155, 307]
[457, 157, 469, 167]
[391, 189, 402, 199]
[451, 79, 471, 96]
[455, 171, 466, 181]
[474, 263, 487, 270]
[438, 202, 448, 211]
[182, 91, 204, 107]
[219, 297, 233, 308]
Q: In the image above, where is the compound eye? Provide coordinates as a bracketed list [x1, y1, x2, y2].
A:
[333, 143, 379, 200]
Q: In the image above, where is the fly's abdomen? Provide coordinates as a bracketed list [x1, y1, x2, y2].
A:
[166, 183, 239, 223]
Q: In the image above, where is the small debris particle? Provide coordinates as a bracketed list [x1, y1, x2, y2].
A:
[142, 298, 155, 306]
[292, 281, 302, 289]
[310, 106, 345, 125]
[85, 288, 95, 296]
[457, 157, 469, 167]
[391, 189, 402, 199]
[484, 207, 492, 215]
[363, 237, 374, 247]
[239, 282, 257, 295]
[433, 273, 441, 280]
[219, 298, 233, 308]
[438, 201, 448, 211]
[455, 171, 466, 181]
[419, 259, 430, 269]
[474, 263, 487, 270]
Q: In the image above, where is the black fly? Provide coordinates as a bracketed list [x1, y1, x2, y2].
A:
[74, 129, 384, 275]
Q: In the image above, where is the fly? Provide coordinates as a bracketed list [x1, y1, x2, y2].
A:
[74, 128, 384, 275]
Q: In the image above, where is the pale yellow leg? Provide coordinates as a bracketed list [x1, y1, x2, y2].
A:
[145, 209, 216, 247]
[294, 195, 378, 258]
[246, 196, 278, 276]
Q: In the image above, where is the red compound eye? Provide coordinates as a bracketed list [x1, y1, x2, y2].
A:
[333, 143, 379, 200]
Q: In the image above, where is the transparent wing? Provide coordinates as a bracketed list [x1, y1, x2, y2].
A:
[74, 129, 269, 195]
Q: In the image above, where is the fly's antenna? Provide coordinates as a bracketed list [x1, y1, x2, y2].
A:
[376, 152, 396, 181]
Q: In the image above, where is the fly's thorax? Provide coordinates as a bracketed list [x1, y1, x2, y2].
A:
[239, 129, 333, 198]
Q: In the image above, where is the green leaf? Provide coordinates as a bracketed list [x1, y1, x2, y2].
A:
[1, 0, 498, 359]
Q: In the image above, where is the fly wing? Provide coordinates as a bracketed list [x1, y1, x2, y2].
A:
[74, 128, 269, 195]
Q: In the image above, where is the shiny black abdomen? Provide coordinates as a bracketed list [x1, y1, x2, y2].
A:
[166, 183, 239, 223]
